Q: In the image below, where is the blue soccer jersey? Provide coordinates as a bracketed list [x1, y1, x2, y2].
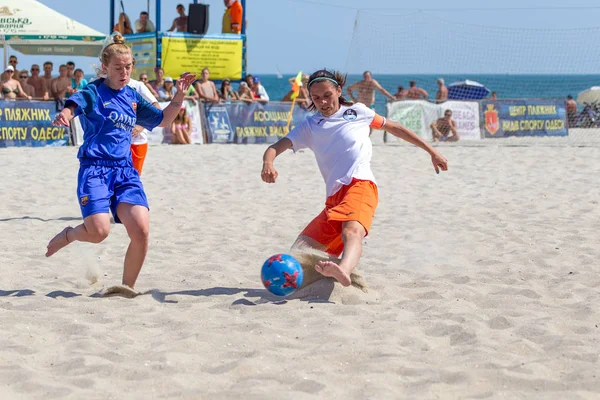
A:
[66, 78, 163, 161]
[66, 78, 164, 223]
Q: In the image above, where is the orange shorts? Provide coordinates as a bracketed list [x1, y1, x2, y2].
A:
[131, 143, 148, 175]
[301, 178, 379, 257]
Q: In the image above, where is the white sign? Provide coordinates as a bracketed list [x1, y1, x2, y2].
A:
[441, 101, 481, 140]
[386, 100, 481, 141]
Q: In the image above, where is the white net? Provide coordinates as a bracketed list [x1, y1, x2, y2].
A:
[344, 10, 600, 145]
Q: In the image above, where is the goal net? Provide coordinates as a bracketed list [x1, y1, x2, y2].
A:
[344, 10, 600, 144]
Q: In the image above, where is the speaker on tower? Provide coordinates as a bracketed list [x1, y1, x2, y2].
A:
[187, 4, 209, 35]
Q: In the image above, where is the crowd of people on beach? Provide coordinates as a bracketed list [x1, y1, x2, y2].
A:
[0, 55, 89, 102]
[2, 57, 462, 143]
[7, 53, 589, 143]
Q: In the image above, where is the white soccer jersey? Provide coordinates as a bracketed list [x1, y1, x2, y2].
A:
[286, 103, 385, 197]
[128, 78, 159, 145]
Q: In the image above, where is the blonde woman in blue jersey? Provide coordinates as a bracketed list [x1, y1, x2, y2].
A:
[46, 34, 196, 290]
[262, 69, 448, 287]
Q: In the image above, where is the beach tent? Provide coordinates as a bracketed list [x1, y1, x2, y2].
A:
[447, 80, 491, 100]
[576, 87, 600, 106]
[0, 0, 106, 63]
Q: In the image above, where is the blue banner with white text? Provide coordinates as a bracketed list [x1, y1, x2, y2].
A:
[203, 102, 313, 144]
[0, 101, 69, 147]
[480, 99, 568, 138]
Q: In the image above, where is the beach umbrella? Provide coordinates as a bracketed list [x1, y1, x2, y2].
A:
[447, 80, 491, 100]
[0, 0, 107, 67]
[576, 87, 600, 105]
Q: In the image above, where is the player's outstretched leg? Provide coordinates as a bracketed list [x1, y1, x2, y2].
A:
[46, 214, 111, 257]
[315, 221, 365, 287]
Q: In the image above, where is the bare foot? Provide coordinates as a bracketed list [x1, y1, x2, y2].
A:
[103, 285, 140, 299]
[315, 261, 352, 287]
[45, 227, 72, 257]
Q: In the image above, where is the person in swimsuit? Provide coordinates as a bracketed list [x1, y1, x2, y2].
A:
[346, 71, 394, 136]
[219, 78, 238, 102]
[430, 109, 459, 142]
[1, 66, 31, 100]
[170, 106, 192, 144]
[194, 68, 220, 104]
[168, 4, 188, 32]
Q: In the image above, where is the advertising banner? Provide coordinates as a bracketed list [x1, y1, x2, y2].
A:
[203, 102, 313, 144]
[386, 100, 441, 141]
[125, 33, 157, 79]
[0, 101, 68, 147]
[161, 34, 243, 80]
[481, 99, 568, 138]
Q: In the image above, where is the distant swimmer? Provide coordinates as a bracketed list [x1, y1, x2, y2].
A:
[407, 80, 428, 100]
[394, 85, 407, 101]
[347, 71, 395, 107]
[566, 95, 578, 128]
[346, 71, 395, 135]
[435, 78, 448, 103]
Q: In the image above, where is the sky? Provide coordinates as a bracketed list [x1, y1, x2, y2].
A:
[11, 0, 600, 75]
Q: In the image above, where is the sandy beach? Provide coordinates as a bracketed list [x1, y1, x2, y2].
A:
[1, 131, 600, 399]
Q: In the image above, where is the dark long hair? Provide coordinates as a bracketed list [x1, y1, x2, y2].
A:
[307, 69, 353, 112]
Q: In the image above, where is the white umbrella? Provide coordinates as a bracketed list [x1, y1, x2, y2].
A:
[577, 87, 600, 105]
[0, 0, 107, 64]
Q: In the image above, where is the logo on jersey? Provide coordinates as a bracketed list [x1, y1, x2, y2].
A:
[343, 109, 358, 121]
[103, 101, 111, 107]
[317, 118, 325, 125]
[132, 102, 137, 112]
[80, 196, 89, 206]
[108, 111, 136, 130]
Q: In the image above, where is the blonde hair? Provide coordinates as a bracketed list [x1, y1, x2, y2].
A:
[100, 34, 131, 67]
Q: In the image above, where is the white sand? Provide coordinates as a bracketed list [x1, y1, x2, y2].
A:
[1, 131, 600, 399]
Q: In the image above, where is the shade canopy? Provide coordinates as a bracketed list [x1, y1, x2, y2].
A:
[0, 0, 106, 57]
[577, 86, 600, 106]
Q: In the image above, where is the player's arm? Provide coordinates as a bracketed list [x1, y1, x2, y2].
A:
[382, 119, 448, 173]
[420, 88, 429, 99]
[261, 138, 293, 183]
[374, 80, 395, 101]
[167, 19, 177, 32]
[158, 73, 196, 127]
[133, 101, 160, 136]
[53, 104, 77, 126]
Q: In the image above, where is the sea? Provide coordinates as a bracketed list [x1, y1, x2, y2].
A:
[85, 73, 600, 115]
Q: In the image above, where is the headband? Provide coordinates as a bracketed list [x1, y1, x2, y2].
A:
[307, 77, 339, 89]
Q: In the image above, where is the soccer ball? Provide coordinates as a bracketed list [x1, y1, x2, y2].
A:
[261, 253, 304, 297]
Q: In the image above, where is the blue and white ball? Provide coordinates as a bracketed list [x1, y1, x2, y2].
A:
[261, 253, 304, 297]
